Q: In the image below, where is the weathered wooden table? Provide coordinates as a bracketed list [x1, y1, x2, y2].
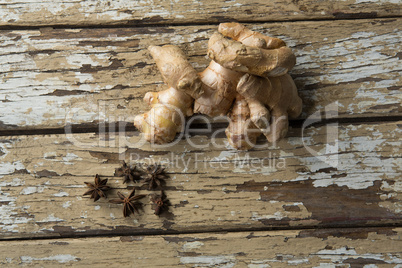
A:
[1, 1, 401, 267]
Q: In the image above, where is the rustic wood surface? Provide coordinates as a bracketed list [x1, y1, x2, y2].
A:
[0, 0, 401, 28]
[1, 18, 401, 131]
[0, 1, 401, 266]
[0, 121, 400, 240]
[0, 19, 402, 130]
[1, 228, 401, 267]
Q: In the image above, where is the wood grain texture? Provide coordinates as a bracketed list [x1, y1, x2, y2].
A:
[0, 121, 400, 239]
[1, 18, 401, 131]
[1, 228, 401, 267]
[0, 0, 401, 28]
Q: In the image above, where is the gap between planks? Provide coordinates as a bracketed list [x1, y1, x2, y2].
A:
[1, 223, 401, 242]
[1, 15, 401, 31]
[1, 115, 401, 137]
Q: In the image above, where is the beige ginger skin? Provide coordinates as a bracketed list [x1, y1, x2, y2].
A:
[217, 22, 302, 146]
[134, 45, 202, 144]
[135, 23, 302, 149]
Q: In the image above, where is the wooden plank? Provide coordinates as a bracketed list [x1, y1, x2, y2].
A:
[1, 228, 401, 267]
[0, 0, 401, 28]
[0, 121, 400, 239]
[1, 18, 401, 131]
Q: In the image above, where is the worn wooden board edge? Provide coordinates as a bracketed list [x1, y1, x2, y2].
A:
[1, 227, 401, 267]
[0, 0, 401, 28]
[1, 18, 401, 131]
[0, 121, 400, 239]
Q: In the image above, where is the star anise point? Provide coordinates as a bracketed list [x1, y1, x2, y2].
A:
[83, 174, 111, 202]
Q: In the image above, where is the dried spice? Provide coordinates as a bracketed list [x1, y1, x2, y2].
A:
[109, 188, 146, 217]
[83, 174, 111, 202]
[143, 164, 169, 190]
[150, 191, 171, 215]
[114, 161, 142, 184]
[83, 162, 173, 219]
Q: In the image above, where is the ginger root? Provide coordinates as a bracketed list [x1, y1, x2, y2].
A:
[237, 73, 302, 142]
[134, 45, 202, 144]
[208, 32, 296, 77]
[194, 60, 241, 117]
[225, 95, 262, 150]
[135, 23, 302, 149]
[218, 22, 286, 49]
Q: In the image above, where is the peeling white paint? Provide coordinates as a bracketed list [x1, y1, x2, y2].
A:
[315, 247, 402, 264]
[0, 188, 32, 232]
[62, 201, 72, 209]
[62, 153, 82, 165]
[296, 29, 401, 116]
[20, 185, 47, 195]
[54, 191, 69, 197]
[248, 262, 271, 268]
[251, 211, 284, 221]
[0, 141, 12, 160]
[39, 214, 64, 223]
[180, 255, 237, 267]
[287, 258, 310, 265]
[293, 125, 401, 190]
[182, 241, 204, 251]
[20, 254, 78, 264]
[0, 177, 24, 187]
[0, 161, 26, 175]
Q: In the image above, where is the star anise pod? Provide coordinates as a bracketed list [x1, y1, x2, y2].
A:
[109, 188, 146, 217]
[150, 191, 171, 215]
[114, 161, 141, 184]
[143, 164, 169, 190]
[83, 174, 111, 202]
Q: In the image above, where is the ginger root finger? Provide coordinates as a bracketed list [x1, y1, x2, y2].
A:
[134, 87, 192, 144]
[247, 98, 270, 132]
[236, 73, 302, 142]
[218, 22, 286, 49]
[266, 112, 289, 143]
[194, 60, 242, 117]
[134, 104, 182, 144]
[135, 45, 200, 144]
[148, 45, 204, 99]
[208, 32, 295, 77]
[225, 95, 262, 150]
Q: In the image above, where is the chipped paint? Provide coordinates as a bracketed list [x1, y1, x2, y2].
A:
[39, 214, 64, 223]
[0, 188, 32, 232]
[1, 20, 401, 129]
[0, 161, 26, 175]
[0, 229, 401, 266]
[292, 124, 401, 190]
[20, 185, 47, 195]
[315, 246, 402, 264]
[62, 201, 72, 209]
[0, 0, 400, 27]
[180, 255, 237, 267]
[182, 241, 204, 251]
[0, 178, 24, 187]
[20, 254, 78, 264]
[62, 153, 82, 165]
[54, 191, 69, 197]
[0, 120, 399, 238]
